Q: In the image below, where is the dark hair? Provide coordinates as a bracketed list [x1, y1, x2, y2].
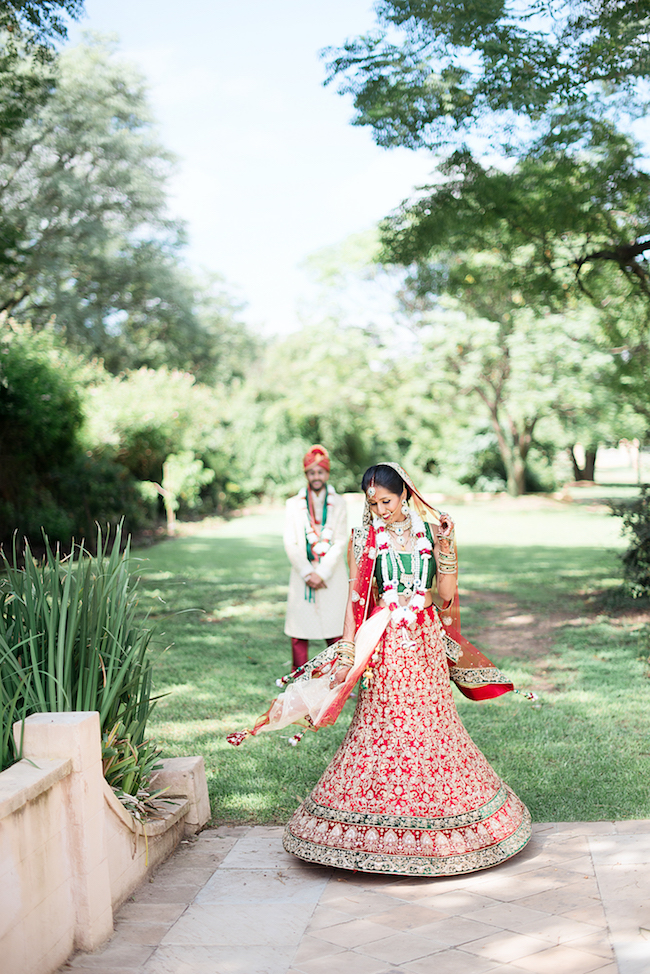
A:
[361, 464, 411, 500]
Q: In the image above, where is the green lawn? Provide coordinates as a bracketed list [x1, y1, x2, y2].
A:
[136, 498, 650, 824]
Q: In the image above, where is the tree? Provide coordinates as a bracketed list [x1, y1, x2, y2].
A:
[191, 272, 259, 385]
[233, 322, 437, 498]
[145, 452, 216, 537]
[326, 1, 650, 431]
[0, 2, 83, 46]
[380, 128, 650, 423]
[0, 36, 233, 374]
[325, 0, 650, 152]
[0, 2, 84, 140]
[410, 304, 634, 495]
[83, 366, 246, 515]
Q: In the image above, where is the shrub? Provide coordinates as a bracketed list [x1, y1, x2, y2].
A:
[0, 322, 146, 546]
[611, 487, 650, 598]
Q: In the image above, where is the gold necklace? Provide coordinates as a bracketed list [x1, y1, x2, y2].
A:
[386, 515, 411, 548]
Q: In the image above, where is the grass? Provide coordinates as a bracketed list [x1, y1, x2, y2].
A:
[134, 499, 650, 825]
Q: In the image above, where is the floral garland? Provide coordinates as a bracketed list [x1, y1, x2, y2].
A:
[374, 509, 432, 626]
[302, 485, 335, 558]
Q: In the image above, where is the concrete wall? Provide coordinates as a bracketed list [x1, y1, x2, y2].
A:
[0, 712, 210, 974]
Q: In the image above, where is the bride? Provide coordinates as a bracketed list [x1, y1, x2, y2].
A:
[228, 461, 531, 876]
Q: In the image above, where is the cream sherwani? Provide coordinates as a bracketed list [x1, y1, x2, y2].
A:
[283, 486, 348, 640]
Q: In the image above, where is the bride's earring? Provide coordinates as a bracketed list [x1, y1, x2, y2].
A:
[401, 497, 409, 516]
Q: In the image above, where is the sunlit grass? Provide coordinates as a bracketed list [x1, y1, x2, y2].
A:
[136, 497, 650, 824]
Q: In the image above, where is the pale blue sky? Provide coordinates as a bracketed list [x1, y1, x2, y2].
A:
[67, 1, 434, 333]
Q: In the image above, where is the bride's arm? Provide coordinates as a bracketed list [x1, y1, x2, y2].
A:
[433, 514, 458, 603]
[329, 535, 359, 686]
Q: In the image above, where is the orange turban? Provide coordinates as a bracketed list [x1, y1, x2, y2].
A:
[303, 444, 330, 471]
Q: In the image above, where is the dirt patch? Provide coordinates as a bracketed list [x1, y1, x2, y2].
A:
[462, 589, 650, 692]
[461, 590, 570, 662]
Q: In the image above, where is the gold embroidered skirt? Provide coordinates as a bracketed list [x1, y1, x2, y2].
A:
[283, 610, 531, 875]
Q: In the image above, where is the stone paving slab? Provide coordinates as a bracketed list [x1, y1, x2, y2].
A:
[58, 821, 650, 974]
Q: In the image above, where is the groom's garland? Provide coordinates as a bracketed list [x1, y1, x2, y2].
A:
[301, 485, 334, 560]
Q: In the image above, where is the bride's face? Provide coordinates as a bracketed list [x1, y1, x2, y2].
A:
[367, 487, 406, 523]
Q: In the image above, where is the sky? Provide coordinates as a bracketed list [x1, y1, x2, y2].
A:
[66, 1, 434, 334]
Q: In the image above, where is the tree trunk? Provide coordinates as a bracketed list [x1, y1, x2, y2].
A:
[489, 413, 527, 496]
[510, 458, 527, 496]
[478, 387, 536, 497]
[568, 446, 597, 481]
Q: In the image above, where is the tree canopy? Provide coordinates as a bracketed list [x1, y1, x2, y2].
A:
[0, 1, 83, 46]
[325, 0, 650, 151]
[324, 0, 650, 458]
[0, 2, 84, 140]
[0, 37, 248, 376]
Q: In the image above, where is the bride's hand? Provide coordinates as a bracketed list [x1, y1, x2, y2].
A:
[329, 664, 351, 687]
[437, 512, 454, 538]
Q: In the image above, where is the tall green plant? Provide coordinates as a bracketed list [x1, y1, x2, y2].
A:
[0, 524, 162, 793]
[0, 665, 29, 772]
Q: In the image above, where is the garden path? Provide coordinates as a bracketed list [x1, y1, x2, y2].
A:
[59, 820, 650, 974]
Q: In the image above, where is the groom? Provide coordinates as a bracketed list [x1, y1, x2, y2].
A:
[283, 445, 348, 669]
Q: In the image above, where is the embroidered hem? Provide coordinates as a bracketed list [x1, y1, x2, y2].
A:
[300, 785, 509, 829]
[449, 665, 513, 686]
[283, 796, 531, 876]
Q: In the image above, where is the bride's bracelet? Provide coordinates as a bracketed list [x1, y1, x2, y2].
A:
[437, 553, 458, 574]
[337, 653, 355, 666]
[335, 640, 355, 666]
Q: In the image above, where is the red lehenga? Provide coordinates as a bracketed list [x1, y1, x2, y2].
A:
[283, 602, 532, 875]
[228, 463, 532, 876]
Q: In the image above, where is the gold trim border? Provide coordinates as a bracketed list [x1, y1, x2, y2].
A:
[449, 666, 512, 685]
[283, 807, 532, 877]
[303, 783, 508, 830]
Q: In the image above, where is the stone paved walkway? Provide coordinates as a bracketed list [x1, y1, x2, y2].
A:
[59, 821, 650, 974]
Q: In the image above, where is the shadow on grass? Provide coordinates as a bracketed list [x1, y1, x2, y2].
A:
[461, 544, 623, 609]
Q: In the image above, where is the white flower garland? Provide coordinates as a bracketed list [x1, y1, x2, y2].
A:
[301, 486, 334, 556]
[374, 509, 432, 626]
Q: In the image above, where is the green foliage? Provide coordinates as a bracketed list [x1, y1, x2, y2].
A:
[0, 34, 55, 141]
[449, 429, 553, 494]
[327, 1, 650, 435]
[162, 452, 215, 512]
[84, 366, 242, 514]
[0, 318, 255, 546]
[0, 668, 28, 771]
[102, 719, 164, 797]
[406, 305, 629, 495]
[0, 2, 83, 47]
[382, 128, 650, 307]
[235, 323, 417, 498]
[0, 2, 83, 141]
[0, 36, 247, 376]
[0, 321, 143, 545]
[0, 525, 162, 794]
[380, 130, 650, 400]
[611, 487, 650, 597]
[0, 321, 83, 464]
[325, 0, 650, 151]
